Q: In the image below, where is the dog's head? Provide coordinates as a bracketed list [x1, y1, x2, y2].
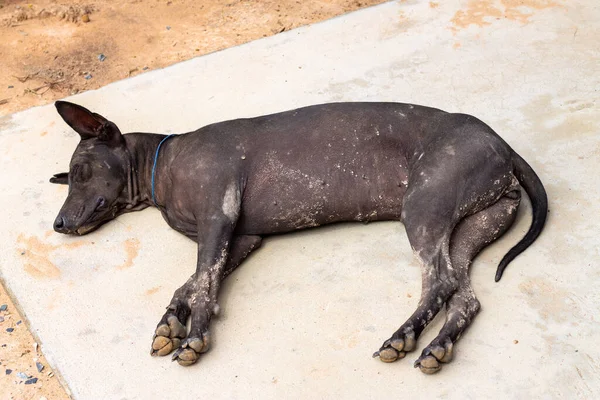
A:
[51, 101, 133, 235]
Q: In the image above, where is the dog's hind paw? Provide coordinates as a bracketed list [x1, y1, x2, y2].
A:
[373, 329, 417, 363]
[414, 339, 453, 374]
[171, 332, 211, 366]
[151, 315, 187, 357]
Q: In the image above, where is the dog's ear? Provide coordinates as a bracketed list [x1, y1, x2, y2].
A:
[55, 101, 123, 146]
[49, 172, 69, 185]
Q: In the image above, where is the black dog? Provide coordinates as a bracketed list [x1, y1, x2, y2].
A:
[50, 101, 547, 374]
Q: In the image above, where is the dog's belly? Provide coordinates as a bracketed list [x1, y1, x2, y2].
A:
[235, 157, 408, 235]
[236, 197, 405, 234]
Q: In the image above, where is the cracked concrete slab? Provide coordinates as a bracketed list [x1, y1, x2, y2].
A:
[1, 0, 599, 398]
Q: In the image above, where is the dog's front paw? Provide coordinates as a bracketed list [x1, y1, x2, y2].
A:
[151, 315, 187, 357]
[414, 338, 453, 374]
[373, 329, 417, 363]
[171, 332, 211, 366]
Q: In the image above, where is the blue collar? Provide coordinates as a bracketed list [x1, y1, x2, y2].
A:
[151, 134, 175, 206]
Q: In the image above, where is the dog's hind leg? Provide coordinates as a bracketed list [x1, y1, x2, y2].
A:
[374, 132, 517, 364]
[375, 183, 462, 363]
[414, 191, 521, 374]
[150, 234, 261, 358]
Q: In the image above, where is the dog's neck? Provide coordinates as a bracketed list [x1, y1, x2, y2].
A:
[124, 133, 173, 209]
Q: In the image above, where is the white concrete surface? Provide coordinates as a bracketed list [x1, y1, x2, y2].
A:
[1, 0, 599, 398]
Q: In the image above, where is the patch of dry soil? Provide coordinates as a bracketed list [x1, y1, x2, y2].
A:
[0, 0, 384, 116]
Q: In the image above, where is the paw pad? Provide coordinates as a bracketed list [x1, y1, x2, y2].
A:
[414, 340, 453, 374]
[378, 347, 404, 362]
[415, 355, 441, 374]
[172, 348, 199, 366]
[151, 315, 187, 357]
[170, 332, 211, 366]
[374, 330, 416, 363]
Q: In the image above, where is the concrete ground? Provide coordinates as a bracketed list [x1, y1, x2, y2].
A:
[1, 0, 599, 398]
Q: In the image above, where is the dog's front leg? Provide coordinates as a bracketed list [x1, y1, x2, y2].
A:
[152, 183, 243, 366]
[150, 234, 261, 364]
[172, 218, 235, 365]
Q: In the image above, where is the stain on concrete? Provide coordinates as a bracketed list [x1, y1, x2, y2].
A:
[563, 99, 595, 113]
[537, 176, 597, 267]
[16, 234, 88, 279]
[521, 94, 597, 142]
[451, 0, 561, 33]
[328, 329, 362, 350]
[519, 276, 581, 323]
[327, 78, 371, 101]
[502, 0, 560, 23]
[379, 10, 417, 40]
[116, 238, 141, 270]
[343, 330, 361, 349]
[0, 114, 15, 131]
[364, 60, 407, 83]
[78, 327, 98, 336]
[54, 184, 68, 194]
[145, 286, 161, 296]
[47, 290, 64, 311]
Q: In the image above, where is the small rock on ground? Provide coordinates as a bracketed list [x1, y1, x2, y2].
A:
[16, 371, 29, 380]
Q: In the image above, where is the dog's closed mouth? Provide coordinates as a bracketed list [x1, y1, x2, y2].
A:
[74, 202, 117, 235]
[76, 225, 97, 235]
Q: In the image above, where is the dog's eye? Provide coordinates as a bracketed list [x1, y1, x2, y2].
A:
[71, 163, 92, 183]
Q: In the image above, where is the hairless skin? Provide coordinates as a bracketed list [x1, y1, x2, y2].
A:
[50, 101, 547, 373]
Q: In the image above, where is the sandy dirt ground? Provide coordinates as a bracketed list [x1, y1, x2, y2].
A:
[0, 0, 384, 116]
[0, 285, 68, 400]
[0, 1, 385, 398]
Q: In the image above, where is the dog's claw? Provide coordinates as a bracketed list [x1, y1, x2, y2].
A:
[171, 347, 183, 361]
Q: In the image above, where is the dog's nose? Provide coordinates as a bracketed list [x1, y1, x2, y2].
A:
[53, 215, 67, 233]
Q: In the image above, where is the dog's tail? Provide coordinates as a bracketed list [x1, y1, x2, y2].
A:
[494, 151, 548, 282]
